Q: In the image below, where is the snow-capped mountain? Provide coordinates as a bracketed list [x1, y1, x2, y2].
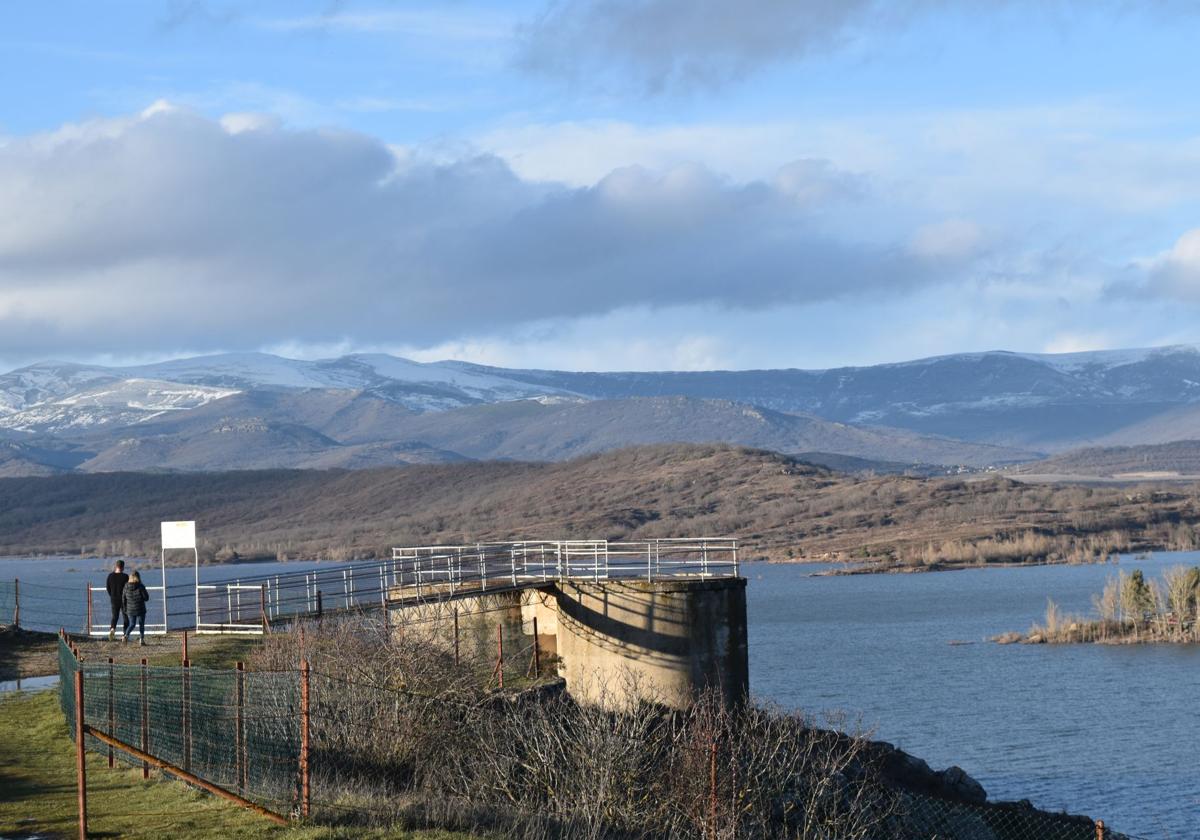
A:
[3, 344, 1200, 475]
[468, 344, 1200, 449]
[0, 379, 240, 434]
[0, 361, 118, 415]
[121, 352, 575, 411]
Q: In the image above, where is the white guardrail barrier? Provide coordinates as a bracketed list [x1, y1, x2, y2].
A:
[193, 538, 738, 634]
[87, 585, 168, 636]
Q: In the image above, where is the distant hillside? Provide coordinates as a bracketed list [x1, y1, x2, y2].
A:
[362, 396, 1029, 466]
[8, 343, 1200, 473]
[0, 392, 1033, 474]
[2, 444, 1198, 567]
[1014, 440, 1200, 478]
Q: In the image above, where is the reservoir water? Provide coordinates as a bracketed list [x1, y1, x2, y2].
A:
[3, 552, 1197, 835]
[747, 554, 1200, 838]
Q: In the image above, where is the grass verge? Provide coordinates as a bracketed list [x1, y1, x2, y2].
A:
[1, 627, 267, 680]
[0, 688, 473, 839]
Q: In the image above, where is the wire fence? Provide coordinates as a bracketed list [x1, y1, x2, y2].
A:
[54, 626, 1152, 840]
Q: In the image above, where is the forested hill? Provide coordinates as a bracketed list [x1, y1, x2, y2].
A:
[2, 444, 1199, 568]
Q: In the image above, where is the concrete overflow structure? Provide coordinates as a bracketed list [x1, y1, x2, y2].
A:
[384, 540, 749, 709]
[188, 538, 749, 709]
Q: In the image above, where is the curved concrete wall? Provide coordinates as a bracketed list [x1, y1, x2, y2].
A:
[540, 577, 748, 709]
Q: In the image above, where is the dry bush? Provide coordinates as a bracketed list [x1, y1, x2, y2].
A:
[246, 617, 898, 838]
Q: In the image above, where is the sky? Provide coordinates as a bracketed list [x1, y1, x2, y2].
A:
[3, 0, 1200, 373]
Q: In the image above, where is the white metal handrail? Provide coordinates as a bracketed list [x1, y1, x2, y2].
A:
[87, 585, 168, 636]
[193, 537, 738, 634]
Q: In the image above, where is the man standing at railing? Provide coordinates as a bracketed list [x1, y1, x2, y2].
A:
[105, 559, 129, 641]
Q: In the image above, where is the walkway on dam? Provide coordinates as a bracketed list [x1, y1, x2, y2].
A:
[190, 539, 739, 634]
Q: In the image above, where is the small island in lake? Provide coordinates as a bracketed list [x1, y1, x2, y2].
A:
[993, 566, 1200, 644]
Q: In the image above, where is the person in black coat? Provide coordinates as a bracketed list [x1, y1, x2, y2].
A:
[105, 560, 129, 641]
[122, 571, 151, 645]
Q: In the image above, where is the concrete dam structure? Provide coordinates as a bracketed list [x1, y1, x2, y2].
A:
[525, 577, 748, 708]
[190, 538, 748, 708]
[381, 540, 749, 708]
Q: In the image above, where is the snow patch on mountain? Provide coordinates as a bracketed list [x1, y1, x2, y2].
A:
[0, 379, 239, 434]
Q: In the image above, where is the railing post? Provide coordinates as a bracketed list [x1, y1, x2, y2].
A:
[140, 657, 149, 779]
[647, 544, 653, 582]
[300, 660, 310, 818]
[84, 583, 91, 635]
[182, 629, 189, 666]
[75, 669, 87, 840]
[260, 584, 270, 634]
[316, 590, 323, 625]
[12, 578, 18, 629]
[107, 657, 115, 768]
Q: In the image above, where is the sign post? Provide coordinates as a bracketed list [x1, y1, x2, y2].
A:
[161, 521, 197, 632]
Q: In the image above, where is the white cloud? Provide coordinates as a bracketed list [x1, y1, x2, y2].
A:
[910, 219, 984, 261]
[1138, 228, 1200, 300]
[257, 8, 511, 42]
[0, 105, 955, 365]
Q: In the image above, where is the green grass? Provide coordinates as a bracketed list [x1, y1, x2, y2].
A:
[1, 628, 268, 681]
[0, 688, 474, 839]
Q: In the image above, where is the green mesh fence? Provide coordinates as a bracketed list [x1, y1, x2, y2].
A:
[0, 579, 14, 626]
[893, 789, 1145, 840]
[56, 632, 1151, 839]
[58, 636, 301, 816]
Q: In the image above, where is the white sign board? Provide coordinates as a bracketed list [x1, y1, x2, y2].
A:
[161, 520, 196, 550]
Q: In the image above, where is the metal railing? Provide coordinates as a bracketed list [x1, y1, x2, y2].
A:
[86, 585, 167, 636]
[193, 538, 738, 634]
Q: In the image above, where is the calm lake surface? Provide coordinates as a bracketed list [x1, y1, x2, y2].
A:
[4, 552, 1197, 835]
[747, 554, 1200, 838]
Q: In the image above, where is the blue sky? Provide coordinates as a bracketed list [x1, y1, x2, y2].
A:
[3, 0, 1200, 371]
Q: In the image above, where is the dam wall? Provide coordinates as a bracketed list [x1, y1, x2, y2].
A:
[390, 577, 748, 709]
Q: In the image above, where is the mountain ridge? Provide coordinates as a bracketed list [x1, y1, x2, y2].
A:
[4, 343, 1200, 475]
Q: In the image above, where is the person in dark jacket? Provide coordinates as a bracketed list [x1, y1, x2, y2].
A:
[122, 570, 151, 645]
[105, 560, 129, 641]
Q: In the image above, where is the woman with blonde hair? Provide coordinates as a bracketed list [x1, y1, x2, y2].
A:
[122, 570, 151, 645]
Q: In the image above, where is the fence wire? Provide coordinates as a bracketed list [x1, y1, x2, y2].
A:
[894, 790, 1146, 840]
[60, 637, 301, 815]
[57, 630, 1149, 840]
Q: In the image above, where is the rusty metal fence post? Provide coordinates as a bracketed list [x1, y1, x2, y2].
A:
[453, 607, 460, 666]
[708, 739, 718, 840]
[12, 578, 18, 628]
[140, 657, 149, 779]
[531, 616, 540, 678]
[300, 660, 310, 818]
[182, 652, 192, 774]
[107, 657, 115, 768]
[260, 584, 269, 634]
[74, 669, 87, 840]
[496, 624, 504, 689]
[235, 661, 246, 796]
